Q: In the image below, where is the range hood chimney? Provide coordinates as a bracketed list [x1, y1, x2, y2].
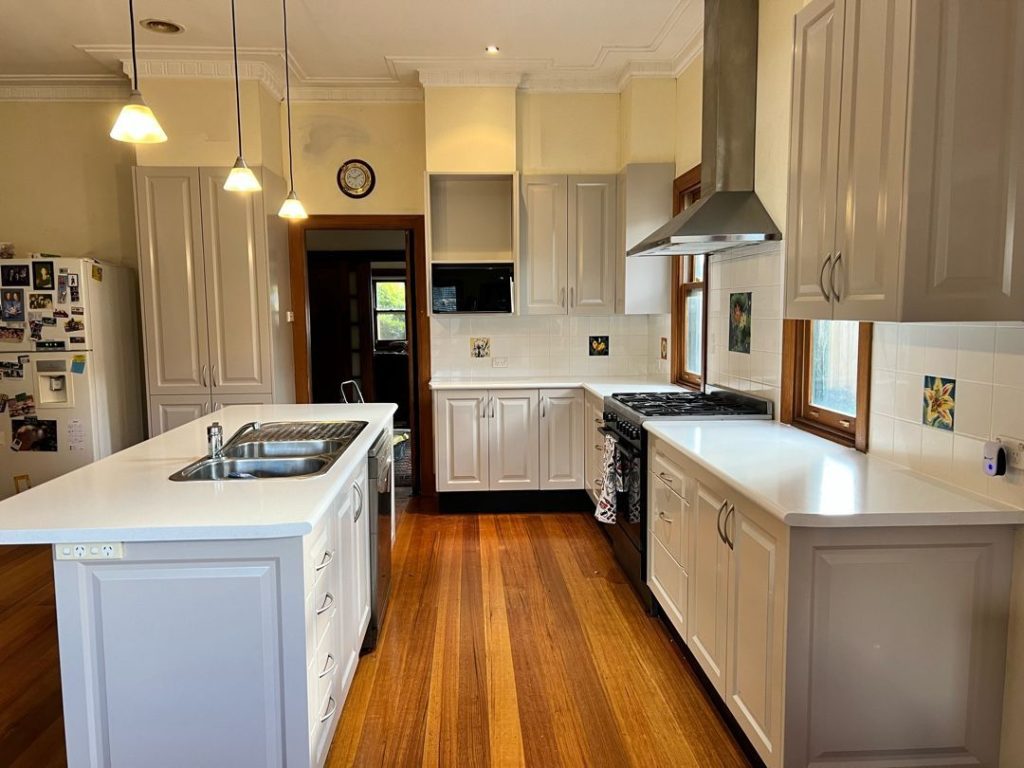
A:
[628, 0, 781, 257]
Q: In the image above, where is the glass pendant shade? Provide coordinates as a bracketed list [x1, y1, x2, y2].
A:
[224, 157, 262, 192]
[110, 90, 167, 144]
[278, 190, 308, 219]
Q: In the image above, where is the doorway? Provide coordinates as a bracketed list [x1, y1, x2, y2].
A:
[289, 216, 433, 495]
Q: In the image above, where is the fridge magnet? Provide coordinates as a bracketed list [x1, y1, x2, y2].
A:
[660, 337, 668, 361]
[8, 394, 36, 418]
[41, 317, 56, 326]
[71, 355, 86, 374]
[470, 337, 491, 358]
[53, 309, 68, 318]
[64, 318, 84, 333]
[28, 293, 52, 310]
[11, 419, 58, 452]
[69, 336, 86, 346]
[0, 326, 24, 343]
[923, 375, 956, 431]
[1, 264, 29, 286]
[0, 243, 15, 259]
[68, 274, 80, 302]
[68, 419, 85, 452]
[589, 336, 609, 356]
[2, 289, 24, 321]
[70, 306, 84, 316]
[728, 292, 752, 354]
[91, 264, 103, 282]
[35, 340, 65, 350]
[29, 320, 42, 341]
[13, 474, 31, 494]
[17, 354, 27, 364]
[0, 394, 7, 413]
[32, 261, 54, 290]
[57, 274, 68, 303]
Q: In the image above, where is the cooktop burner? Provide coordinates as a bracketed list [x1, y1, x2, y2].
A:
[607, 389, 773, 421]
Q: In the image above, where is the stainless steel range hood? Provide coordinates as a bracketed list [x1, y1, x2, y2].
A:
[628, 0, 781, 257]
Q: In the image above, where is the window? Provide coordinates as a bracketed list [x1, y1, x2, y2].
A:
[373, 280, 407, 345]
[671, 165, 705, 389]
[783, 319, 872, 450]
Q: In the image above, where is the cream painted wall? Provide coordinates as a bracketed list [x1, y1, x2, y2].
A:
[675, 52, 703, 175]
[424, 86, 517, 172]
[620, 78, 677, 165]
[517, 91, 619, 174]
[0, 101, 137, 266]
[287, 101, 425, 214]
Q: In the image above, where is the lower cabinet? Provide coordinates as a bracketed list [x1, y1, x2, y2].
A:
[433, 387, 584, 492]
[688, 483, 731, 696]
[148, 393, 273, 436]
[584, 390, 605, 502]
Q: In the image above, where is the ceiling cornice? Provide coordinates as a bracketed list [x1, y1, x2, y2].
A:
[418, 70, 523, 88]
[290, 85, 423, 103]
[0, 75, 128, 102]
[127, 56, 285, 100]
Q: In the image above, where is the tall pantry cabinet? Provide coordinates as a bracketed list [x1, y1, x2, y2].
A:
[133, 166, 295, 436]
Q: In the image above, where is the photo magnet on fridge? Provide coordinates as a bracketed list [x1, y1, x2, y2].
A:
[2, 289, 24, 322]
[0, 326, 24, 343]
[0, 264, 29, 287]
[57, 273, 68, 304]
[32, 261, 54, 290]
[10, 419, 58, 452]
[64, 318, 84, 333]
[70, 355, 85, 374]
[28, 293, 52, 310]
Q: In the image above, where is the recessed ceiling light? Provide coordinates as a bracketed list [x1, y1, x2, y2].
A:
[484, 45, 500, 55]
[139, 18, 185, 34]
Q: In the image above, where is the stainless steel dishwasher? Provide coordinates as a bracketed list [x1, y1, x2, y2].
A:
[362, 429, 393, 652]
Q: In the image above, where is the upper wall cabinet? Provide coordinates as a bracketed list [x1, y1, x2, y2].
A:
[617, 163, 675, 315]
[426, 174, 517, 263]
[785, 0, 1024, 322]
[520, 175, 616, 315]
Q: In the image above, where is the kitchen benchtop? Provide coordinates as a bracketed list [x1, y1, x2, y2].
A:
[429, 377, 684, 399]
[645, 420, 1024, 528]
[0, 404, 396, 545]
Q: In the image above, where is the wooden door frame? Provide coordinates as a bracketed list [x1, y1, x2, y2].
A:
[288, 214, 434, 495]
[670, 165, 706, 389]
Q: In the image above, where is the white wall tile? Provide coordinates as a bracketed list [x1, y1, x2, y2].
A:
[871, 368, 896, 417]
[956, 324, 996, 383]
[873, 323, 899, 371]
[923, 325, 958, 379]
[869, 414, 894, 459]
[920, 427, 954, 478]
[897, 325, 928, 374]
[952, 435, 990, 496]
[994, 325, 1024, 388]
[893, 372, 922, 423]
[992, 385, 1024, 440]
[954, 380, 993, 439]
[892, 420, 923, 470]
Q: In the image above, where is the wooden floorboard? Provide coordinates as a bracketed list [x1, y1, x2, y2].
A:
[0, 498, 749, 768]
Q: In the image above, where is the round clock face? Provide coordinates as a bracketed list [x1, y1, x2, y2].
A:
[337, 159, 376, 198]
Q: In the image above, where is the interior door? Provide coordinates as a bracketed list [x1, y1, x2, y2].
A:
[134, 167, 212, 395]
[538, 388, 584, 490]
[434, 390, 489, 491]
[688, 483, 730, 695]
[784, 0, 845, 320]
[521, 176, 569, 315]
[488, 389, 539, 490]
[199, 168, 272, 395]
[568, 176, 616, 315]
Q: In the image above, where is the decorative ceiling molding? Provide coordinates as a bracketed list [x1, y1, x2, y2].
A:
[126, 57, 285, 100]
[418, 70, 524, 88]
[671, 27, 703, 77]
[0, 75, 128, 102]
[290, 85, 423, 103]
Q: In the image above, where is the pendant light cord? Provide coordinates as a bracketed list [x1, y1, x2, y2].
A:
[128, 0, 138, 90]
[230, 0, 244, 155]
[282, 0, 295, 190]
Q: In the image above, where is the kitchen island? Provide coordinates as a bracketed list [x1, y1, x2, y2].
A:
[0, 404, 395, 768]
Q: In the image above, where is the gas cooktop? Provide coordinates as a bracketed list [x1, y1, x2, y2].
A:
[606, 388, 773, 421]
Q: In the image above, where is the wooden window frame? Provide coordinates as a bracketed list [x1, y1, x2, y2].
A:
[671, 165, 706, 390]
[371, 276, 409, 347]
[781, 320, 873, 452]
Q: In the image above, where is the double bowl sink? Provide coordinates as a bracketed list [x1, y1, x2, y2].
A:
[170, 421, 368, 481]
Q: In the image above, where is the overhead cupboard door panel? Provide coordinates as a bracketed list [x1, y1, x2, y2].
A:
[568, 177, 616, 315]
[199, 168, 272, 394]
[521, 176, 569, 315]
[134, 168, 211, 395]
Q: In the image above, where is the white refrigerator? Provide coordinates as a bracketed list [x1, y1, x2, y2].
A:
[0, 257, 144, 499]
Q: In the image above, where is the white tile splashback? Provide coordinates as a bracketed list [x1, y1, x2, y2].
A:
[870, 321, 1024, 509]
[429, 313, 671, 380]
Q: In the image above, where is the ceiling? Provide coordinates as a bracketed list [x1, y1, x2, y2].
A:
[0, 0, 703, 95]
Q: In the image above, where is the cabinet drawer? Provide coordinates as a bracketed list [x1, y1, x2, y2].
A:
[649, 535, 687, 635]
[315, 624, 338, 707]
[651, 475, 687, 567]
[652, 447, 687, 500]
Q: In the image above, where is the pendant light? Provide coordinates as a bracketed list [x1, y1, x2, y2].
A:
[277, 0, 308, 219]
[110, 0, 167, 143]
[224, 0, 262, 192]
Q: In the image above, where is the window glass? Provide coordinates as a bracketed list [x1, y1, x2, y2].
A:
[376, 312, 406, 341]
[685, 291, 703, 374]
[809, 320, 858, 417]
[375, 281, 406, 311]
[692, 254, 705, 282]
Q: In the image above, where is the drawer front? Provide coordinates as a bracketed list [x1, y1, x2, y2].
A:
[314, 581, 336, 649]
[310, 678, 338, 766]
[652, 449, 686, 500]
[651, 475, 687, 567]
[315, 623, 339, 707]
[649, 534, 687, 635]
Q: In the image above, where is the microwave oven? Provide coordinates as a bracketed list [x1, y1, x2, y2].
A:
[431, 263, 514, 314]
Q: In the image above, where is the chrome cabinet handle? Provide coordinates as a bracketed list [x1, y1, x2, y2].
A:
[211, 364, 218, 387]
[831, 251, 843, 301]
[818, 254, 833, 302]
[541, 398, 547, 418]
[595, 478, 604, 488]
[316, 592, 334, 615]
[570, 286, 575, 308]
[320, 696, 337, 723]
[594, 418, 604, 426]
[201, 364, 208, 388]
[594, 444, 603, 450]
[658, 510, 672, 523]
[716, 500, 728, 545]
[560, 287, 566, 307]
[724, 504, 736, 550]
[353, 483, 364, 522]
[315, 549, 334, 572]
[489, 397, 495, 418]
[658, 471, 673, 483]
[319, 653, 337, 679]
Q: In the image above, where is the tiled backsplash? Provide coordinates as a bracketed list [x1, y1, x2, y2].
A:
[707, 243, 785, 411]
[430, 314, 671, 379]
[870, 321, 1024, 508]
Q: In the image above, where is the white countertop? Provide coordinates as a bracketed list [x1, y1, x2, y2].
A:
[0, 404, 396, 544]
[429, 377, 684, 399]
[645, 421, 1024, 528]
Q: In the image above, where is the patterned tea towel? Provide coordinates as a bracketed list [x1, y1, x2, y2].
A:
[595, 434, 619, 524]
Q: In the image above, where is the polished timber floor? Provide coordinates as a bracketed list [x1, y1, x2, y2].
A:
[0, 497, 750, 767]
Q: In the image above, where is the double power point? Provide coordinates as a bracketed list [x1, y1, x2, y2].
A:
[55, 542, 124, 560]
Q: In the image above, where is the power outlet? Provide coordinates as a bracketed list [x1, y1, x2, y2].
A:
[492, 356, 509, 368]
[998, 436, 1024, 471]
[55, 542, 124, 560]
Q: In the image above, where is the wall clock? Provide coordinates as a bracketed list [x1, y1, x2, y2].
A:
[337, 159, 376, 199]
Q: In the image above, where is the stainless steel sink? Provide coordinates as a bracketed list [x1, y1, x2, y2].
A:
[169, 420, 368, 481]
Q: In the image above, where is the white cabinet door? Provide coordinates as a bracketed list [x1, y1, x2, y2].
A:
[538, 388, 584, 490]
[784, 0, 844, 320]
[148, 395, 211, 437]
[335, 487, 359, 697]
[434, 390, 490, 492]
[351, 465, 371, 642]
[212, 394, 273, 411]
[199, 168, 273, 395]
[688, 483, 730, 695]
[724, 505, 787, 768]
[521, 176, 569, 315]
[568, 176, 617, 315]
[488, 390, 539, 490]
[134, 167, 212, 395]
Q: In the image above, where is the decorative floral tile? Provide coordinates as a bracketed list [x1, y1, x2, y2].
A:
[922, 375, 955, 431]
[470, 337, 490, 358]
[589, 335, 609, 356]
[728, 292, 752, 354]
